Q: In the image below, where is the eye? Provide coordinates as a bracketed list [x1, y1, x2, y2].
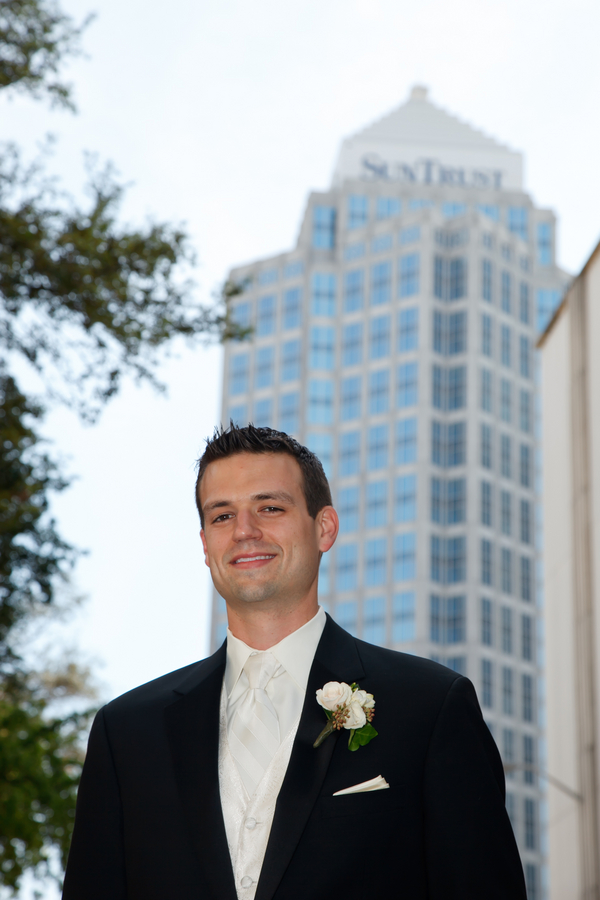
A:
[261, 506, 284, 513]
[213, 513, 234, 523]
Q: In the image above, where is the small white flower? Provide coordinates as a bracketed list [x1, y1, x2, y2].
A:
[343, 699, 367, 730]
[316, 681, 353, 711]
[352, 689, 375, 709]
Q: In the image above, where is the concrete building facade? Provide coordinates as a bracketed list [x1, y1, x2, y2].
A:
[539, 238, 600, 900]
[211, 87, 568, 897]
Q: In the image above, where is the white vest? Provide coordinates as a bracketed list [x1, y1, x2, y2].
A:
[218, 683, 300, 899]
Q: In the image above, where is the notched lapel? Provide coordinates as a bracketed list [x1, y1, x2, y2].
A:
[255, 618, 365, 900]
[163, 647, 237, 900]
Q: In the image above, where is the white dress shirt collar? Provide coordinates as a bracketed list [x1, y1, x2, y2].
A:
[224, 606, 326, 698]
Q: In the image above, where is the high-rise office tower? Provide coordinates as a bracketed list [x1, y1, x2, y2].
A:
[211, 87, 568, 897]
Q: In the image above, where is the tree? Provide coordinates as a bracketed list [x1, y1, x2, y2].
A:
[0, 1, 248, 892]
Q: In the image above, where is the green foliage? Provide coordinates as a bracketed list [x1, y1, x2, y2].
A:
[0, 677, 94, 890]
[0, 0, 89, 109]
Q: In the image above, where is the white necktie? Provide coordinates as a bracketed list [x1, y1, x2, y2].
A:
[229, 652, 281, 797]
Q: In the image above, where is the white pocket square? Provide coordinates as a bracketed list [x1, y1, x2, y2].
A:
[333, 775, 390, 796]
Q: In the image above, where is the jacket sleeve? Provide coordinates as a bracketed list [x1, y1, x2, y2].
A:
[62, 707, 127, 899]
[423, 675, 527, 900]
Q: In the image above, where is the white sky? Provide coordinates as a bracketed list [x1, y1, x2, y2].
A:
[2, 0, 600, 710]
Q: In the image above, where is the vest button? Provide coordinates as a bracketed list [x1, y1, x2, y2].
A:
[241, 876, 253, 888]
[245, 817, 257, 830]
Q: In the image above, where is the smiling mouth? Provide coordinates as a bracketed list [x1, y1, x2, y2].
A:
[232, 555, 276, 565]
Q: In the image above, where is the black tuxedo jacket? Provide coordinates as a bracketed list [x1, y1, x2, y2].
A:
[63, 616, 526, 899]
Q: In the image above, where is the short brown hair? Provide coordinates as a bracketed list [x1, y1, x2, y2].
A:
[195, 423, 332, 527]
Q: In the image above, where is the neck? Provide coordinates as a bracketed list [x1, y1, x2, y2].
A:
[226, 601, 320, 650]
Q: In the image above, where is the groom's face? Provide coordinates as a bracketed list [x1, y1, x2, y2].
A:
[199, 451, 336, 612]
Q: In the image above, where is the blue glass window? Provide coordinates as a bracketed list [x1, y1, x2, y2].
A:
[392, 591, 415, 642]
[442, 202, 467, 218]
[508, 207, 528, 241]
[342, 322, 363, 367]
[432, 421, 466, 468]
[397, 362, 418, 407]
[431, 478, 466, 525]
[371, 233, 393, 253]
[519, 336, 530, 378]
[347, 195, 368, 230]
[257, 295, 276, 336]
[481, 423, 493, 469]
[338, 486, 359, 534]
[537, 222, 552, 266]
[396, 418, 417, 464]
[228, 403, 247, 426]
[310, 326, 335, 370]
[279, 391, 299, 434]
[283, 287, 302, 330]
[502, 667, 514, 715]
[433, 365, 466, 410]
[336, 545, 358, 592]
[481, 368, 493, 412]
[367, 424, 389, 470]
[343, 269, 364, 312]
[520, 499, 531, 544]
[482, 259, 493, 302]
[430, 594, 466, 643]
[394, 533, 416, 582]
[481, 539, 493, 586]
[501, 490, 512, 536]
[395, 474, 416, 522]
[339, 431, 360, 476]
[481, 659, 493, 708]
[368, 369, 390, 415]
[481, 480, 493, 527]
[520, 444, 531, 487]
[482, 314, 492, 357]
[501, 434, 511, 478]
[481, 598, 493, 646]
[229, 352, 250, 395]
[501, 548, 513, 594]
[311, 273, 336, 317]
[371, 261, 392, 305]
[253, 397, 273, 428]
[341, 375, 362, 421]
[365, 538, 387, 586]
[501, 325, 511, 368]
[259, 269, 278, 286]
[335, 600, 358, 635]
[366, 480, 388, 529]
[500, 379, 512, 423]
[284, 260, 303, 279]
[306, 432, 333, 480]
[501, 272, 511, 314]
[519, 282, 530, 325]
[522, 618, 534, 662]
[521, 556, 532, 601]
[363, 596, 386, 645]
[376, 197, 401, 219]
[399, 225, 420, 245]
[312, 205, 336, 249]
[232, 301, 251, 333]
[520, 389, 531, 432]
[435, 257, 467, 301]
[369, 315, 391, 359]
[537, 288, 561, 333]
[478, 205, 499, 222]
[281, 339, 301, 382]
[319, 551, 330, 596]
[398, 307, 419, 352]
[307, 379, 333, 424]
[434, 311, 467, 356]
[255, 346, 275, 388]
[523, 732, 535, 782]
[430, 536, 466, 584]
[399, 253, 420, 298]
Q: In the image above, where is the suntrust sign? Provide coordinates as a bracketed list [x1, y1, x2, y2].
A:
[361, 154, 504, 190]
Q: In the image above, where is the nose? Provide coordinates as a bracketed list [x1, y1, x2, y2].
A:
[232, 508, 263, 542]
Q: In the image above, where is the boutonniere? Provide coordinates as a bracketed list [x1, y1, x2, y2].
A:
[313, 681, 378, 751]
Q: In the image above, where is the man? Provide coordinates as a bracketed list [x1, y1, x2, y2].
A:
[63, 424, 526, 899]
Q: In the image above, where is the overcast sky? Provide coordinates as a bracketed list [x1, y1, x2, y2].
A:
[2, 0, 600, 710]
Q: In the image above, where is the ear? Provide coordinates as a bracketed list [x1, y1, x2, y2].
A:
[316, 505, 339, 553]
[200, 529, 210, 568]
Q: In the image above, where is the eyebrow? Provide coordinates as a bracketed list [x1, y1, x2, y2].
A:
[203, 490, 296, 513]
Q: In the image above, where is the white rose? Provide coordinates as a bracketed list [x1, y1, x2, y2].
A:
[352, 689, 372, 709]
[343, 699, 367, 730]
[316, 681, 353, 711]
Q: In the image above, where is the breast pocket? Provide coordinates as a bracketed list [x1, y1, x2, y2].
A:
[317, 787, 402, 820]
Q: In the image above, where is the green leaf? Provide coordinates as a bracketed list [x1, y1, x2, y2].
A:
[347, 722, 378, 751]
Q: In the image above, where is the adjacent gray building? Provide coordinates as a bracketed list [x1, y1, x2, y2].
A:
[210, 86, 568, 898]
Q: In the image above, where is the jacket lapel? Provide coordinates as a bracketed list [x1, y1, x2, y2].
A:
[255, 617, 365, 900]
[163, 644, 238, 900]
